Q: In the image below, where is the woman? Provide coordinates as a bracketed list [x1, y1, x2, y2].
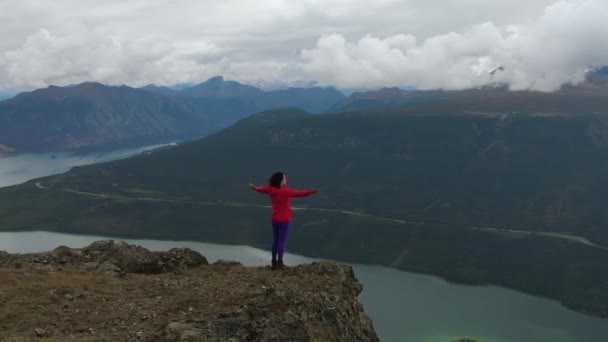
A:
[249, 171, 319, 270]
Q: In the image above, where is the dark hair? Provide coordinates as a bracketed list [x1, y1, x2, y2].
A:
[268, 171, 285, 188]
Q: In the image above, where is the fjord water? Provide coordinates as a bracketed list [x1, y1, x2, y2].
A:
[1, 152, 608, 341]
[1, 231, 608, 342]
[0, 143, 170, 188]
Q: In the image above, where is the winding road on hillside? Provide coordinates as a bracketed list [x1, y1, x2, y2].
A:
[33, 182, 607, 251]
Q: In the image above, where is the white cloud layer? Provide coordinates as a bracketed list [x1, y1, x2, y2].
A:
[0, 0, 606, 91]
[301, 0, 608, 91]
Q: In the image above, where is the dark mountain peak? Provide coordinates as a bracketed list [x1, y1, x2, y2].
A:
[59, 82, 131, 92]
[62, 81, 112, 91]
[202, 76, 238, 91]
[73, 81, 106, 87]
[7, 82, 143, 103]
[180, 76, 262, 99]
[141, 84, 177, 95]
[142, 83, 168, 88]
[207, 75, 224, 83]
[59, 81, 103, 88]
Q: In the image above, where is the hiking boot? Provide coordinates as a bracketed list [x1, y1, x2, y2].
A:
[277, 260, 286, 269]
[271, 259, 277, 270]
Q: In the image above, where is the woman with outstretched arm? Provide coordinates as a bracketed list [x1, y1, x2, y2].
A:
[249, 171, 319, 270]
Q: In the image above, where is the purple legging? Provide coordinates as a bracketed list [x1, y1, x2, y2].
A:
[271, 221, 290, 261]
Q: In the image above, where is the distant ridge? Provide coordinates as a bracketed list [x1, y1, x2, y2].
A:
[172, 76, 346, 113]
[179, 76, 263, 98]
[140, 84, 177, 95]
[0, 82, 249, 152]
[0, 78, 345, 153]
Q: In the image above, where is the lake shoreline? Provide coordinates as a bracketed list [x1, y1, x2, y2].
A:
[0, 142, 175, 188]
[0, 132, 204, 157]
[1, 227, 605, 322]
[0, 140, 179, 160]
[0, 227, 527, 288]
[3, 230, 608, 342]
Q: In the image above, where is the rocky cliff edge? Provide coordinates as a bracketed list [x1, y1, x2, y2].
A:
[0, 240, 378, 341]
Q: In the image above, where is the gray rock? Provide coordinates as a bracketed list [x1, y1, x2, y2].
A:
[51, 245, 74, 258]
[162, 248, 209, 268]
[98, 260, 121, 272]
[82, 240, 159, 273]
[34, 328, 49, 337]
[1, 240, 207, 274]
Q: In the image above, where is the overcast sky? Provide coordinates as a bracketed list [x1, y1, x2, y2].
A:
[0, 0, 606, 92]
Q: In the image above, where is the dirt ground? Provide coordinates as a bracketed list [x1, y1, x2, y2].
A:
[0, 263, 343, 341]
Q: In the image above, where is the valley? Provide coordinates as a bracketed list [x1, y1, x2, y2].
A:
[3, 93, 608, 318]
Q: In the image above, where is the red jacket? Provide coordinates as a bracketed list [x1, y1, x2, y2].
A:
[253, 186, 313, 222]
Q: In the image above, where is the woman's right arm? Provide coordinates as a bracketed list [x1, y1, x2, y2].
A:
[249, 184, 271, 194]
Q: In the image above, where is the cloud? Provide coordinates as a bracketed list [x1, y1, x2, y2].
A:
[300, 0, 608, 91]
[0, 28, 226, 88]
[0, 0, 606, 91]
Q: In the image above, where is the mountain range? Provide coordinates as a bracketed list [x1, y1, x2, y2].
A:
[150, 76, 346, 113]
[0, 77, 345, 153]
[330, 71, 608, 113]
[3, 69, 607, 153]
[3, 86, 608, 317]
[4, 70, 608, 317]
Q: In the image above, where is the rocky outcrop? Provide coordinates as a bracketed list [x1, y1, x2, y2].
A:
[1, 239, 208, 274]
[159, 261, 377, 342]
[0, 241, 378, 341]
